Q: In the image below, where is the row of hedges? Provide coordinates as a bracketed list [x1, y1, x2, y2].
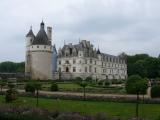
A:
[16, 91, 160, 104]
[25, 82, 58, 93]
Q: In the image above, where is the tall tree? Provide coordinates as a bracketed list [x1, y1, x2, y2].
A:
[0, 62, 24, 73]
[126, 75, 148, 118]
[75, 77, 88, 101]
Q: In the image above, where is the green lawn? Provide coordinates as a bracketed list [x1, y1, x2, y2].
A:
[0, 95, 160, 120]
[41, 83, 125, 94]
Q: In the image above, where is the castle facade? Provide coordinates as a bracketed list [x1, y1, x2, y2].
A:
[57, 40, 127, 80]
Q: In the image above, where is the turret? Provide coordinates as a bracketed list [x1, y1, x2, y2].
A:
[26, 26, 35, 47]
[97, 48, 101, 60]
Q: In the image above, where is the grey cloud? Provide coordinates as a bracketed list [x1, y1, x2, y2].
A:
[0, 0, 160, 62]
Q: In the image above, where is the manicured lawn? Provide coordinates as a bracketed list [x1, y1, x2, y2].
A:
[0, 95, 160, 120]
[41, 83, 125, 94]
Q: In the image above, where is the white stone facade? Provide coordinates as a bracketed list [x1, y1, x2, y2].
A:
[57, 40, 127, 80]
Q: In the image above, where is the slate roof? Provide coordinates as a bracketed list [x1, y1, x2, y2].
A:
[97, 49, 101, 54]
[26, 28, 35, 37]
[32, 22, 50, 45]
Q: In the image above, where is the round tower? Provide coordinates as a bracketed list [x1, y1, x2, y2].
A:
[27, 21, 53, 80]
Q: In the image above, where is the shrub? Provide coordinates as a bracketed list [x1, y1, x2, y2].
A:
[104, 81, 110, 86]
[98, 81, 103, 86]
[151, 85, 160, 98]
[25, 82, 35, 94]
[85, 77, 92, 83]
[74, 77, 83, 83]
[51, 82, 58, 91]
[5, 88, 18, 102]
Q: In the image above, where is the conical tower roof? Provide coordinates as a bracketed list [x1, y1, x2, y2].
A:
[26, 26, 35, 37]
[32, 21, 50, 45]
[97, 49, 101, 54]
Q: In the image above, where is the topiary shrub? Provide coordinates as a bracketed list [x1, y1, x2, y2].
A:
[25, 82, 35, 94]
[98, 80, 103, 86]
[104, 81, 110, 86]
[5, 87, 18, 102]
[50, 82, 58, 91]
[151, 85, 160, 98]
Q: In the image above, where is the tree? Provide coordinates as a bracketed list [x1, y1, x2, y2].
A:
[25, 82, 36, 94]
[5, 82, 18, 102]
[34, 81, 42, 107]
[50, 82, 58, 91]
[75, 77, 88, 101]
[125, 75, 148, 118]
[0, 61, 24, 73]
[85, 77, 92, 83]
[133, 60, 147, 77]
[151, 85, 160, 98]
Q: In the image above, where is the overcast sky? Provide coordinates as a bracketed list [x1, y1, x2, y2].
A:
[0, 0, 160, 62]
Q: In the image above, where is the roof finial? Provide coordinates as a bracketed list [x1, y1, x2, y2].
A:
[30, 26, 32, 30]
[40, 19, 44, 29]
[79, 38, 80, 43]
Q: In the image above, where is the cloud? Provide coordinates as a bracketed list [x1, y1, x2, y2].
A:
[0, 0, 160, 62]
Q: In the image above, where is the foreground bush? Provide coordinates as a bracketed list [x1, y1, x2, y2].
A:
[50, 82, 58, 91]
[0, 106, 123, 120]
[151, 85, 160, 98]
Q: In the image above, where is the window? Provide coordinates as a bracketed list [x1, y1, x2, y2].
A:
[95, 61, 96, 65]
[44, 46, 46, 49]
[85, 67, 87, 72]
[89, 66, 92, 72]
[73, 67, 76, 72]
[79, 60, 81, 64]
[95, 68, 96, 73]
[90, 59, 92, 64]
[37, 46, 39, 48]
[85, 59, 87, 64]
[59, 60, 61, 65]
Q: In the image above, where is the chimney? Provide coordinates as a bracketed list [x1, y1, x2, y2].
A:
[47, 26, 52, 43]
